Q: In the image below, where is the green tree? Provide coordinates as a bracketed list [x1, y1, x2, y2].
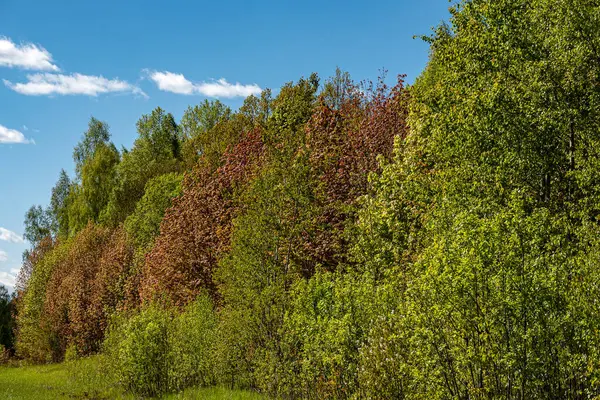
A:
[180, 100, 231, 141]
[180, 100, 233, 168]
[179, 95, 273, 170]
[238, 89, 272, 129]
[338, 0, 600, 397]
[23, 205, 53, 246]
[216, 75, 319, 391]
[49, 170, 72, 238]
[124, 173, 183, 251]
[63, 117, 120, 235]
[64, 142, 120, 235]
[102, 107, 181, 224]
[320, 67, 353, 110]
[81, 142, 120, 221]
[73, 117, 112, 178]
[15, 241, 72, 362]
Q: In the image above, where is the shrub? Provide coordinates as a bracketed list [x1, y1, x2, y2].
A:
[283, 271, 370, 399]
[168, 293, 218, 391]
[63, 343, 78, 363]
[104, 304, 171, 397]
[104, 293, 218, 397]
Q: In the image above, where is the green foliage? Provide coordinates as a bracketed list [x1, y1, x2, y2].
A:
[49, 170, 72, 238]
[16, 240, 71, 362]
[168, 294, 218, 391]
[64, 186, 87, 235]
[215, 76, 319, 392]
[283, 271, 364, 399]
[386, 0, 600, 397]
[266, 73, 319, 149]
[282, 265, 412, 400]
[180, 100, 232, 167]
[320, 67, 353, 110]
[180, 96, 272, 170]
[238, 90, 272, 129]
[15, 4, 600, 397]
[23, 205, 53, 245]
[104, 294, 218, 397]
[102, 107, 181, 225]
[180, 100, 231, 141]
[80, 142, 120, 220]
[73, 117, 111, 178]
[124, 172, 183, 250]
[104, 303, 171, 397]
[64, 118, 120, 236]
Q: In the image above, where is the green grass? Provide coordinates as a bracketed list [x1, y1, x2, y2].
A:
[163, 387, 264, 400]
[0, 357, 264, 400]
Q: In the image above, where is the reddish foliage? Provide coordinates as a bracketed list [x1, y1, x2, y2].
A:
[43, 224, 110, 356]
[141, 128, 265, 306]
[43, 224, 134, 357]
[303, 77, 410, 271]
[88, 227, 135, 344]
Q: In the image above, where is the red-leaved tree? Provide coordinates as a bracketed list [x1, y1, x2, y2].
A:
[141, 128, 265, 306]
[303, 76, 409, 271]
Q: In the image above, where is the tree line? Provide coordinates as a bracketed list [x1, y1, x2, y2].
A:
[8, 0, 600, 398]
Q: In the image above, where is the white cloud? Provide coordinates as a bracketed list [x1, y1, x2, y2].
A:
[0, 37, 59, 71]
[149, 71, 194, 94]
[4, 73, 147, 97]
[0, 124, 34, 144]
[148, 71, 262, 98]
[0, 271, 16, 288]
[10, 268, 20, 275]
[197, 78, 263, 98]
[0, 251, 7, 262]
[0, 228, 24, 243]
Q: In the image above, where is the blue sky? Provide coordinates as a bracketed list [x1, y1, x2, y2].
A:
[0, 0, 453, 289]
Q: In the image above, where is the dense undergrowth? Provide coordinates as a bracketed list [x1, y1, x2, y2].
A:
[4, 0, 600, 398]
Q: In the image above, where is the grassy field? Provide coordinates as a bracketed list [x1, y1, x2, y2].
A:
[0, 357, 264, 400]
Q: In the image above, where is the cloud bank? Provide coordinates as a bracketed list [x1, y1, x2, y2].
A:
[0, 254, 17, 289]
[0, 271, 16, 288]
[0, 37, 59, 71]
[0, 228, 24, 243]
[149, 71, 261, 98]
[0, 124, 33, 144]
[4, 73, 146, 97]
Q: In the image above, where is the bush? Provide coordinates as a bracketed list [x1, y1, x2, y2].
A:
[168, 294, 218, 391]
[283, 271, 370, 399]
[104, 304, 171, 397]
[63, 343, 78, 363]
[103, 293, 218, 397]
